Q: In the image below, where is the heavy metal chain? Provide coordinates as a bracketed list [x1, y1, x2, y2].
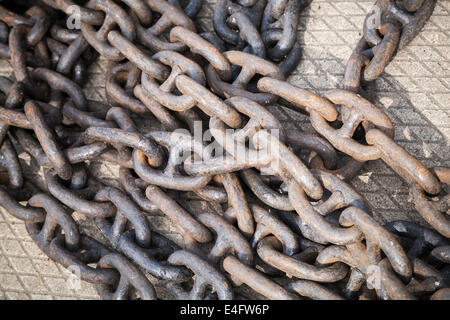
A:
[0, 0, 448, 300]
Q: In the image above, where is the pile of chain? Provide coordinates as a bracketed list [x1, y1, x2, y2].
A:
[0, 0, 448, 300]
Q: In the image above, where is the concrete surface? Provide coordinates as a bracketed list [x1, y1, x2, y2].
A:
[0, 0, 448, 299]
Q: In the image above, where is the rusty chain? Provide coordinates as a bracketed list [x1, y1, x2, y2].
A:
[0, 0, 448, 300]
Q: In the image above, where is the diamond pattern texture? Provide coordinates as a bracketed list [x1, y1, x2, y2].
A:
[0, 0, 448, 300]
